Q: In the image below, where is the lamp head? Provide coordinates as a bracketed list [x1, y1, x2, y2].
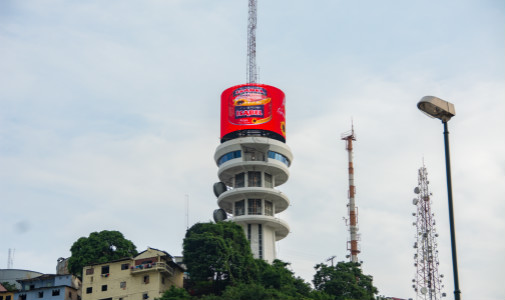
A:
[417, 96, 456, 122]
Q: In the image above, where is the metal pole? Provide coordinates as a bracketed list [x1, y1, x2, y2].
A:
[443, 121, 461, 300]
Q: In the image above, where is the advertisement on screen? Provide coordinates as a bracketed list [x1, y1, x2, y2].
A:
[221, 84, 286, 140]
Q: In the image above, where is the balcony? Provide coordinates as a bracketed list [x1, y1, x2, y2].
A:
[130, 262, 174, 276]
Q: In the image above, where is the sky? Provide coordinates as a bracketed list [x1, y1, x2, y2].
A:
[1, 0, 504, 299]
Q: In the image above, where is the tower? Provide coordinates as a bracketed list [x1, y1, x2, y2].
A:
[212, 0, 291, 262]
[412, 164, 446, 299]
[341, 126, 360, 263]
[213, 84, 291, 262]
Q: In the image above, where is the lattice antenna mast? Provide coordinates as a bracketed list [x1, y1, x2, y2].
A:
[247, 0, 258, 83]
[412, 164, 446, 299]
[341, 123, 360, 263]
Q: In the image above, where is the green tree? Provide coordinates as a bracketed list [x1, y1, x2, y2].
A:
[312, 262, 378, 300]
[183, 222, 258, 295]
[68, 230, 137, 276]
[156, 285, 191, 300]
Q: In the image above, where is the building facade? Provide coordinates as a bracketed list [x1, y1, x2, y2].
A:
[15, 274, 81, 300]
[81, 248, 184, 300]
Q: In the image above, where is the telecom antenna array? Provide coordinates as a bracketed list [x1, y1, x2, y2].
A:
[341, 125, 360, 263]
[412, 164, 446, 299]
[247, 0, 257, 83]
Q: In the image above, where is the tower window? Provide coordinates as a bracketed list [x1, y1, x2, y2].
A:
[258, 224, 263, 259]
[218, 150, 241, 166]
[244, 148, 265, 162]
[268, 151, 290, 166]
[235, 173, 245, 188]
[248, 171, 261, 187]
[264, 173, 273, 188]
[265, 200, 273, 216]
[235, 200, 245, 216]
[248, 199, 262, 215]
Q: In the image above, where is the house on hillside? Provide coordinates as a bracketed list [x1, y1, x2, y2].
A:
[15, 274, 81, 300]
[0, 282, 15, 300]
[81, 247, 184, 300]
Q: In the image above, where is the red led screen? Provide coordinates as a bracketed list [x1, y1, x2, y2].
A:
[220, 84, 286, 140]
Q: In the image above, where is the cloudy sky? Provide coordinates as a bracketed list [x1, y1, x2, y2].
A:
[1, 0, 504, 299]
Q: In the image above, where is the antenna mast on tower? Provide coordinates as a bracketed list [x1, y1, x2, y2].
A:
[247, 0, 258, 83]
[341, 124, 360, 263]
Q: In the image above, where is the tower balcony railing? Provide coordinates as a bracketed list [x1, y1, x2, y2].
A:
[130, 262, 174, 276]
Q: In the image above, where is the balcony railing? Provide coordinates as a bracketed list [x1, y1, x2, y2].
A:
[130, 262, 174, 276]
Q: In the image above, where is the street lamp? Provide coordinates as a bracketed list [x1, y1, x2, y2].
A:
[417, 96, 461, 300]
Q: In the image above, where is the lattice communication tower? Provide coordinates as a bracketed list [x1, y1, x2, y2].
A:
[411, 165, 446, 299]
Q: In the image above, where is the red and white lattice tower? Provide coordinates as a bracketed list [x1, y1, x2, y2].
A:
[341, 125, 360, 263]
[412, 164, 446, 299]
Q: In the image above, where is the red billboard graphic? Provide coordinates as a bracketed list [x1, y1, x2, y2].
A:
[221, 84, 286, 142]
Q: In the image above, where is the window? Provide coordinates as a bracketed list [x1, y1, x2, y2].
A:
[86, 287, 92, 294]
[69, 291, 72, 299]
[90, 276, 93, 283]
[6, 296, 11, 300]
[143, 275, 149, 284]
[52, 289, 60, 296]
[143, 293, 149, 299]
[1, 295, 4, 300]
[235, 200, 245, 216]
[218, 150, 241, 166]
[101, 265, 109, 274]
[247, 224, 251, 241]
[162, 277, 165, 284]
[248, 199, 262, 215]
[258, 224, 263, 259]
[101, 285, 107, 291]
[86, 268, 94, 275]
[268, 151, 290, 166]
[264, 173, 273, 188]
[244, 149, 265, 162]
[120, 281, 126, 289]
[38, 292, 44, 298]
[248, 171, 261, 187]
[121, 263, 130, 270]
[19, 295, 27, 300]
[265, 200, 273, 216]
[30, 285, 35, 290]
[235, 173, 245, 188]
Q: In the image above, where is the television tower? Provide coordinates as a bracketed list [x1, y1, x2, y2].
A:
[412, 164, 446, 299]
[212, 0, 291, 262]
[341, 125, 360, 263]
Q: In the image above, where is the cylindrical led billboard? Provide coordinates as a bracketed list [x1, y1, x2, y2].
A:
[220, 84, 286, 143]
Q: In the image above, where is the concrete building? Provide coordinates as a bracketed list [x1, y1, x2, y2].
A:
[81, 248, 184, 300]
[215, 84, 292, 263]
[15, 274, 81, 300]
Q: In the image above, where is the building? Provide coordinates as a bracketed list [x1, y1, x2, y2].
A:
[214, 84, 292, 262]
[0, 283, 15, 300]
[81, 248, 184, 300]
[0, 269, 43, 291]
[15, 274, 81, 300]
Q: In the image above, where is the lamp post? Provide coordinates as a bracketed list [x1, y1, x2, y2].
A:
[417, 96, 461, 300]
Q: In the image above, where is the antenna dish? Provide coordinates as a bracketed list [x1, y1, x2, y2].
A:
[413, 198, 418, 205]
[213, 182, 227, 197]
[213, 209, 227, 222]
[421, 287, 427, 294]
[414, 187, 420, 194]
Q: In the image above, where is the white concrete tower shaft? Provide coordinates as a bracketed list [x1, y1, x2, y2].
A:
[342, 127, 360, 263]
[214, 137, 292, 262]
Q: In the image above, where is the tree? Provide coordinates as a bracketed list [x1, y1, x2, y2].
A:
[183, 222, 258, 295]
[312, 262, 378, 300]
[156, 286, 191, 300]
[68, 230, 137, 276]
[1, 282, 17, 291]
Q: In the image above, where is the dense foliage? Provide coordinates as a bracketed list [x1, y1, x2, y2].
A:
[1, 281, 17, 291]
[313, 262, 378, 300]
[68, 230, 138, 276]
[181, 222, 313, 299]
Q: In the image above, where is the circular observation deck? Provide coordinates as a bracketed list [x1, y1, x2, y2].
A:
[217, 187, 290, 214]
[232, 215, 290, 241]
